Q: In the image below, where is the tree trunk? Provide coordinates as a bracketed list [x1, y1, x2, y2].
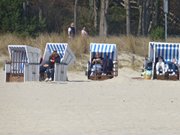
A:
[126, 0, 130, 35]
[104, 0, 109, 35]
[99, 0, 109, 37]
[152, 0, 158, 28]
[93, 0, 97, 30]
[142, 1, 146, 36]
[137, 0, 154, 35]
[39, 7, 42, 22]
[137, 4, 142, 35]
[141, 0, 151, 35]
[74, 0, 78, 31]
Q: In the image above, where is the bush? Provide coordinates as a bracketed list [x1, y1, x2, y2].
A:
[150, 26, 164, 41]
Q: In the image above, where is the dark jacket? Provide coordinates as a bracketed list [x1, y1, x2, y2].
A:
[49, 55, 60, 68]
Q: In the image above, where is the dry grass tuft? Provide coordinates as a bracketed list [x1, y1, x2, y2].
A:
[0, 33, 179, 70]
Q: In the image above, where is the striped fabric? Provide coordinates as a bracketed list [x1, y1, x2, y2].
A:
[149, 42, 180, 62]
[8, 45, 28, 74]
[8, 45, 41, 74]
[43, 43, 75, 66]
[8, 46, 26, 52]
[90, 43, 117, 61]
[43, 43, 76, 81]
[8, 47, 27, 62]
[46, 43, 67, 58]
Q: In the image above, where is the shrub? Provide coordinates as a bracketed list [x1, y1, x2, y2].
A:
[150, 26, 164, 41]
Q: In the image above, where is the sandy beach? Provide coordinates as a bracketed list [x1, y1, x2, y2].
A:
[0, 68, 180, 135]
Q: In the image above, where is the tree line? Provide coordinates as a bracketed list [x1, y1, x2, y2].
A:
[0, 0, 179, 37]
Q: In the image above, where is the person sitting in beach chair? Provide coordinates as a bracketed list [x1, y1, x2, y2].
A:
[102, 56, 113, 75]
[141, 56, 153, 78]
[167, 58, 179, 76]
[40, 50, 61, 81]
[144, 56, 153, 70]
[156, 56, 165, 75]
[90, 52, 103, 76]
[39, 60, 49, 81]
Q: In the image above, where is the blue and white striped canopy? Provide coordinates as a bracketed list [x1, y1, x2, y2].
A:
[43, 43, 76, 66]
[8, 45, 41, 63]
[90, 43, 116, 53]
[45, 43, 67, 58]
[90, 43, 117, 60]
[149, 42, 180, 62]
[8, 45, 41, 73]
[8, 46, 26, 52]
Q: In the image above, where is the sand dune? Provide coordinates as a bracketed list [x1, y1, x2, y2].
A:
[0, 68, 180, 135]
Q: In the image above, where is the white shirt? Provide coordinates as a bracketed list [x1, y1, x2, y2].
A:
[81, 29, 87, 37]
[156, 61, 165, 71]
[68, 27, 71, 36]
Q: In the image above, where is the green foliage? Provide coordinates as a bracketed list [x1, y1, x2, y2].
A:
[0, 0, 179, 37]
[77, 7, 97, 36]
[0, 0, 46, 37]
[20, 17, 46, 37]
[107, 3, 126, 35]
[0, 0, 23, 32]
[150, 26, 164, 41]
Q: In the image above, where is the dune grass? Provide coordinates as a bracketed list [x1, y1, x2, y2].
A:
[0, 33, 145, 56]
[0, 33, 179, 70]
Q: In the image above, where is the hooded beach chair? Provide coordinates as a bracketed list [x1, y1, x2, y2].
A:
[86, 43, 118, 80]
[42, 43, 76, 81]
[149, 42, 180, 80]
[5, 45, 41, 82]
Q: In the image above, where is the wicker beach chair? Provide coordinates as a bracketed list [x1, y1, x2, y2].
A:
[149, 42, 180, 80]
[41, 43, 76, 81]
[86, 43, 118, 80]
[5, 45, 41, 82]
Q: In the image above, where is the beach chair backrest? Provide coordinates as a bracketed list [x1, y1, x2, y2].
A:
[90, 43, 117, 61]
[8, 45, 41, 74]
[149, 42, 180, 63]
[43, 43, 76, 66]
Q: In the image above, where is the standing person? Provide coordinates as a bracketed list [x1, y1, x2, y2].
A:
[45, 51, 61, 81]
[81, 26, 88, 53]
[81, 27, 88, 37]
[68, 22, 76, 38]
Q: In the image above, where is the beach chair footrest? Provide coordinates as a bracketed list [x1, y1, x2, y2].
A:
[6, 73, 24, 82]
[89, 74, 113, 80]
